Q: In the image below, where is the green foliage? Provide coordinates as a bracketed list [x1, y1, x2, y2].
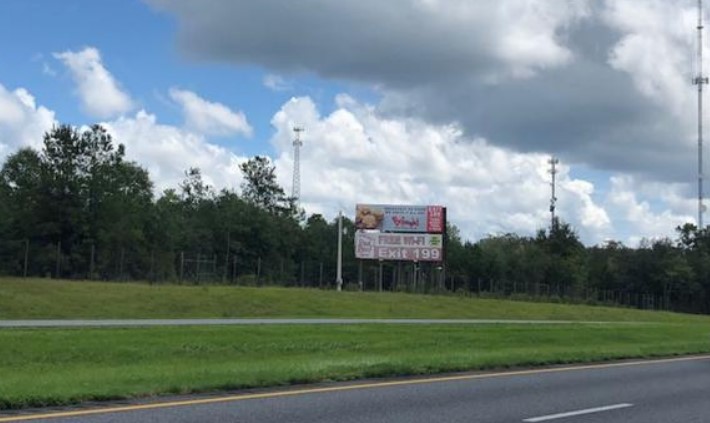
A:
[4, 123, 710, 314]
[0, 125, 154, 278]
[0, 148, 42, 239]
[239, 155, 296, 216]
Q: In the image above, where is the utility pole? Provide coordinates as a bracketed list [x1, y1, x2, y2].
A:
[548, 156, 559, 231]
[695, 0, 708, 228]
[291, 127, 304, 204]
[336, 211, 343, 291]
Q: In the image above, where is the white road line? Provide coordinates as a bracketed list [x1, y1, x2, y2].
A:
[523, 403, 633, 422]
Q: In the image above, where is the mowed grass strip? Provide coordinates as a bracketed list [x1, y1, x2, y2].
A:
[1, 323, 709, 409]
[1, 277, 709, 323]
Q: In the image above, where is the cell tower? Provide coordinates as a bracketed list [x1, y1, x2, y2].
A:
[291, 126, 304, 202]
[548, 157, 559, 231]
[695, 0, 708, 228]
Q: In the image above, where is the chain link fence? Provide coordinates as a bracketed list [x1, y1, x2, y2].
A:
[0, 238, 674, 311]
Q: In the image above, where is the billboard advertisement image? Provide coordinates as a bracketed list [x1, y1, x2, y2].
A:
[355, 204, 444, 233]
[355, 232, 444, 262]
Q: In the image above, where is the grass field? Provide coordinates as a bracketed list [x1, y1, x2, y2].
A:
[1, 323, 709, 409]
[1, 277, 710, 410]
[1, 277, 708, 322]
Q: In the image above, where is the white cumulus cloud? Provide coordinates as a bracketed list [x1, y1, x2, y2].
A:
[169, 88, 253, 137]
[268, 95, 614, 244]
[0, 84, 56, 161]
[53, 47, 134, 118]
[603, 175, 695, 245]
[102, 110, 247, 193]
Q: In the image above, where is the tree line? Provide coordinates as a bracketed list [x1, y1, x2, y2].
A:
[2, 124, 710, 313]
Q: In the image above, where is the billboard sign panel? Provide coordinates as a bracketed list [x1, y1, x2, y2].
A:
[355, 232, 444, 262]
[355, 204, 444, 233]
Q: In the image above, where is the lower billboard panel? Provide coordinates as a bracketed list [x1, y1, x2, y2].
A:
[355, 232, 444, 262]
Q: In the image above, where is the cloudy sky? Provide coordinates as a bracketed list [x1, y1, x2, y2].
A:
[0, 0, 707, 245]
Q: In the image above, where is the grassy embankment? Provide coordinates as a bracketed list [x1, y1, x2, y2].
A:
[0, 277, 707, 322]
[1, 278, 709, 410]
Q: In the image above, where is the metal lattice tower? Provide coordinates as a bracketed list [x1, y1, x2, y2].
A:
[695, 0, 709, 228]
[291, 127, 304, 202]
[548, 157, 559, 231]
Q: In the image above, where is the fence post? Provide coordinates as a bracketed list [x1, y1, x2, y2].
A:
[23, 239, 29, 278]
[223, 251, 229, 283]
[149, 249, 155, 283]
[300, 261, 305, 286]
[179, 251, 184, 282]
[397, 262, 403, 290]
[319, 262, 324, 288]
[55, 241, 61, 279]
[391, 267, 396, 292]
[257, 257, 262, 285]
[280, 259, 284, 284]
[224, 232, 230, 283]
[223, 251, 229, 284]
[89, 243, 95, 280]
[119, 248, 125, 281]
[232, 255, 237, 284]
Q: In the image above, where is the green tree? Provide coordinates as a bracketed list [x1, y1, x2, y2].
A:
[0, 148, 43, 239]
[586, 240, 628, 296]
[93, 161, 154, 279]
[536, 219, 586, 297]
[674, 223, 710, 312]
[444, 223, 468, 291]
[239, 156, 296, 216]
[149, 189, 184, 281]
[300, 214, 335, 286]
[1, 124, 154, 278]
[178, 168, 216, 254]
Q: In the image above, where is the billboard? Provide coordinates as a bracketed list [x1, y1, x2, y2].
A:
[355, 232, 444, 262]
[355, 204, 444, 233]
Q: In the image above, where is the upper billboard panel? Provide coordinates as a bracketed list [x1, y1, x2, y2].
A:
[355, 204, 444, 233]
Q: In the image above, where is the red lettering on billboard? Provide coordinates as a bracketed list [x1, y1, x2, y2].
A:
[426, 206, 444, 233]
[391, 215, 420, 229]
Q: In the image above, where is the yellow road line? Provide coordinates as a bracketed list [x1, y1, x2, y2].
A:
[1, 355, 708, 422]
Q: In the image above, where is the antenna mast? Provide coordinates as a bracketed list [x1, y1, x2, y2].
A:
[695, 0, 708, 228]
[548, 157, 559, 231]
[291, 126, 304, 203]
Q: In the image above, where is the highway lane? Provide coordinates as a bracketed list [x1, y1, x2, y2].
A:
[3, 355, 710, 423]
[0, 318, 637, 328]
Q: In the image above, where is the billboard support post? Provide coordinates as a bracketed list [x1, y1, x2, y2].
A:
[378, 259, 383, 292]
[413, 261, 418, 291]
[358, 260, 363, 291]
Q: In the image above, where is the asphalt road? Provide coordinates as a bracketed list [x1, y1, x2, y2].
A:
[0, 318, 633, 328]
[3, 355, 709, 423]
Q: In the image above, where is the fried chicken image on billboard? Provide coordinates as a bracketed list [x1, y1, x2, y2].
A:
[355, 205, 385, 230]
